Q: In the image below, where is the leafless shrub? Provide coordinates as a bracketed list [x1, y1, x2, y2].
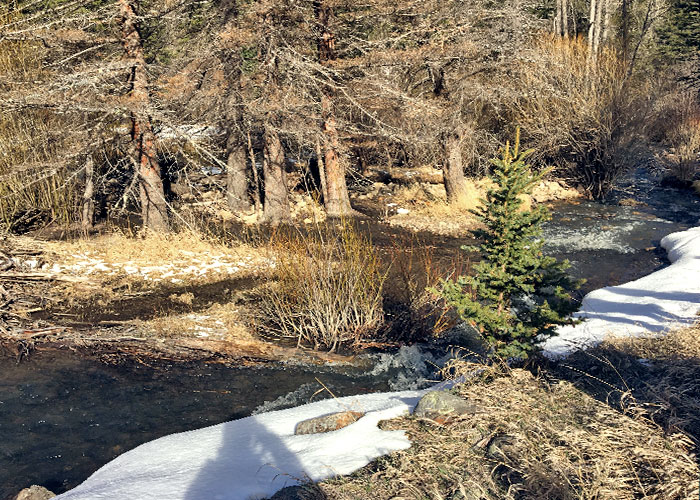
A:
[655, 93, 700, 183]
[256, 221, 385, 352]
[513, 35, 651, 198]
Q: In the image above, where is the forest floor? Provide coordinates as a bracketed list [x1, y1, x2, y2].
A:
[0, 230, 359, 365]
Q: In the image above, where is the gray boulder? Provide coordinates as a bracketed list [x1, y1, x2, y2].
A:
[413, 390, 479, 423]
[295, 411, 364, 435]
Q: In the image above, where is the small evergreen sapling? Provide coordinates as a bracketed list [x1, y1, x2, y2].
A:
[439, 131, 581, 359]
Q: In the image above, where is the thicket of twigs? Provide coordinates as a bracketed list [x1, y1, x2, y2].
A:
[0, 0, 698, 232]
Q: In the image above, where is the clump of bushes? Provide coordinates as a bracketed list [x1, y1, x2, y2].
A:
[514, 36, 650, 199]
[257, 222, 385, 352]
[658, 92, 700, 185]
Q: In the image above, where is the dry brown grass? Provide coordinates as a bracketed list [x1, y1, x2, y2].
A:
[391, 179, 484, 218]
[320, 362, 699, 500]
[44, 229, 269, 284]
[39, 229, 273, 327]
[134, 302, 254, 341]
[583, 325, 700, 441]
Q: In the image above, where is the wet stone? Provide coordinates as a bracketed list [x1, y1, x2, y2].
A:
[294, 411, 365, 435]
[413, 390, 479, 423]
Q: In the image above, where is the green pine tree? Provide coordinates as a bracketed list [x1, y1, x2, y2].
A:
[656, 0, 700, 63]
[439, 130, 581, 359]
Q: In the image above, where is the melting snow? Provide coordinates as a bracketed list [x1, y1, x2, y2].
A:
[54, 389, 430, 500]
[543, 225, 700, 357]
[50, 253, 270, 282]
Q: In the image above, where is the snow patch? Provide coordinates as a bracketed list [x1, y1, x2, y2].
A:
[54, 389, 427, 500]
[543, 225, 700, 358]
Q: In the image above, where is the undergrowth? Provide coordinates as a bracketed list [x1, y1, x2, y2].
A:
[256, 221, 385, 352]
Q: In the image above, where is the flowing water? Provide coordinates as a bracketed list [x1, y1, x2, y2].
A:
[0, 346, 444, 499]
[2, 174, 699, 498]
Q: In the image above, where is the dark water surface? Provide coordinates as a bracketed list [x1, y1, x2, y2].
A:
[0, 352, 396, 499]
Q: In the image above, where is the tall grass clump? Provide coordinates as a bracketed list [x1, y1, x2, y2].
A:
[658, 92, 700, 184]
[257, 222, 385, 352]
[0, 7, 79, 231]
[321, 362, 699, 499]
[514, 36, 650, 199]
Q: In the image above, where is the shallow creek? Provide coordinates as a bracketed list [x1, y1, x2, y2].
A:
[2, 177, 699, 498]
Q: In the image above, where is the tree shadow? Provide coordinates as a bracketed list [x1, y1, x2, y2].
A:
[183, 415, 308, 500]
[183, 393, 424, 499]
[575, 286, 700, 332]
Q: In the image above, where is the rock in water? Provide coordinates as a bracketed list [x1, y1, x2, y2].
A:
[15, 486, 55, 500]
[295, 411, 364, 435]
[413, 390, 478, 423]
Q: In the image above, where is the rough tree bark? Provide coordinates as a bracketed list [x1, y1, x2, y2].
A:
[622, 0, 629, 63]
[118, 0, 168, 232]
[248, 130, 262, 214]
[263, 123, 290, 224]
[554, 0, 569, 36]
[587, 0, 602, 70]
[222, 47, 252, 213]
[316, 0, 353, 217]
[442, 130, 469, 204]
[81, 154, 94, 230]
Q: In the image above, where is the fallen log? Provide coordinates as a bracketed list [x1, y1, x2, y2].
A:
[0, 272, 90, 283]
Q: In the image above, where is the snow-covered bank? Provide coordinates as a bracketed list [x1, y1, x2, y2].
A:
[543, 226, 700, 357]
[55, 389, 428, 500]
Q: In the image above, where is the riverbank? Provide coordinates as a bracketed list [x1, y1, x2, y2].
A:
[43, 222, 700, 500]
[318, 327, 700, 499]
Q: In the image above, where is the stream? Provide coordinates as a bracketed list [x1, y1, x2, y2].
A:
[2, 174, 699, 499]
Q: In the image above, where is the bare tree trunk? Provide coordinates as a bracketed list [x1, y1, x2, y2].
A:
[223, 53, 252, 213]
[119, 0, 168, 232]
[593, 0, 604, 54]
[248, 130, 262, 215]
[442, 132, 469, 204]
[316, 0, 353, 217]
[555, 0, 569, 36]
[602, 0, 612, 43]
[316, 135, 329, 203]
[81, 154, 94, 230]
[226, 137, 250, 212]
[321, 96, 352, 216]
[263, 124, 290, 224]
[588, 0, 598, 55]
[622, 0, 629, 63]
